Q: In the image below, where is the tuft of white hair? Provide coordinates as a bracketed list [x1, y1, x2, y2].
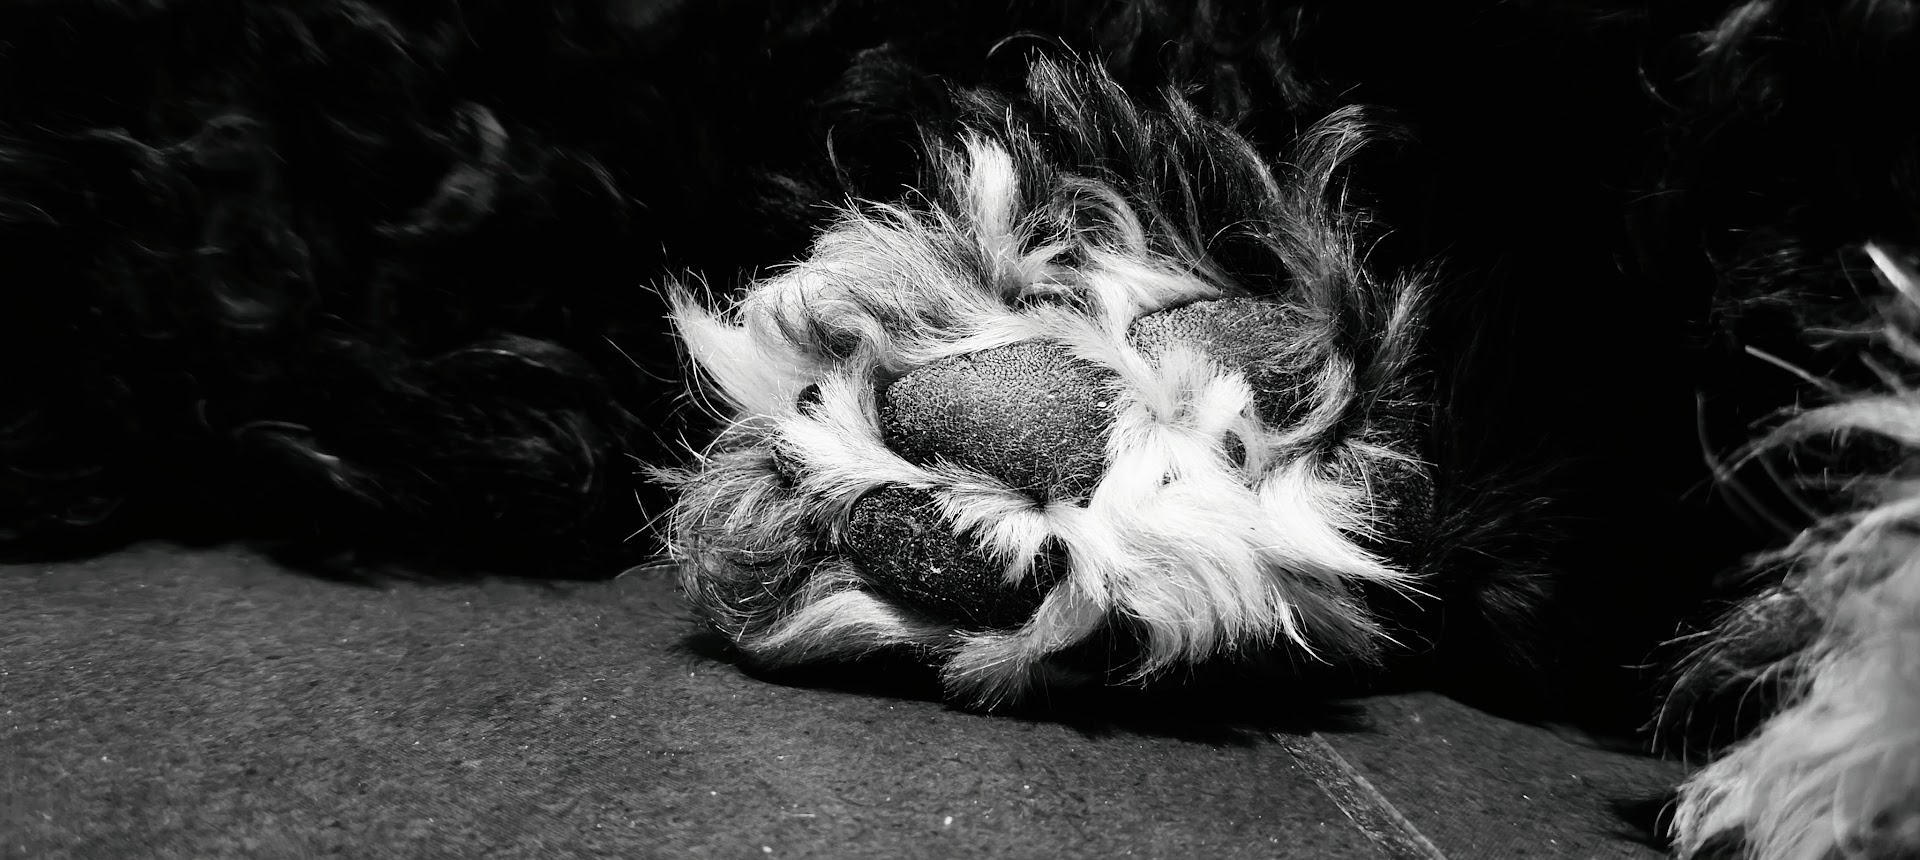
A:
[1673, 243, 1920, 859]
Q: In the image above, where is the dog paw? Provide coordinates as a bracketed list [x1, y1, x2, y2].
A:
[663, 58, 1435, 707]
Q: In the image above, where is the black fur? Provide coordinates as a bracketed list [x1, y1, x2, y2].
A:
[0, 0, 1089, 573]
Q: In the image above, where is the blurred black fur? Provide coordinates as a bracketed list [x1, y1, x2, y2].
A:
[0, 0, 1093, 574]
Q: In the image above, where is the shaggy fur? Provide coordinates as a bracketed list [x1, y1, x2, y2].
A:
[666, 55, 1567, 707]
[1672, 246, 1920, 860]
[1630, 1, 1920, 857]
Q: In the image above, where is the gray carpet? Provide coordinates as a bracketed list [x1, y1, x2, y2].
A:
[2, 544, 1683, 859]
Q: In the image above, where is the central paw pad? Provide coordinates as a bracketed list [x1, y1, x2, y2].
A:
[879, 342, 1114, 502]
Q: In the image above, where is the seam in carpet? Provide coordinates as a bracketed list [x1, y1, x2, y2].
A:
[1276, 731, 1449, 860]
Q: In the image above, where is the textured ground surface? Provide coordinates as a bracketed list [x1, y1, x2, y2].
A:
[1, 544, 1682, 859]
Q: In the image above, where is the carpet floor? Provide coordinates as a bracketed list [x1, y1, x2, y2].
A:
[2, 544, 1682, 859]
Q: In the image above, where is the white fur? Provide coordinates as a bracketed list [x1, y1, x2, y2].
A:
[1675, 244, 1920, 859]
